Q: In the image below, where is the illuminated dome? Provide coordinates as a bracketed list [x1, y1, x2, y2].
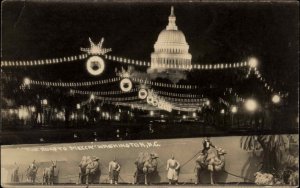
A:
[151, 6, 192, 70]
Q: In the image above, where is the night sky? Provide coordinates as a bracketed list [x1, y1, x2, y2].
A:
[1, 1, 299, 104]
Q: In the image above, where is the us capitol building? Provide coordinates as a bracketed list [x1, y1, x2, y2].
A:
[150, 7, 192, 71]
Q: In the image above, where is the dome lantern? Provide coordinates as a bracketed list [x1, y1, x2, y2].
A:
[166, 6, 178, 30]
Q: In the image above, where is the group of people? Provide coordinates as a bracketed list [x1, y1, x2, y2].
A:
[165, 137, 216, 185]
[11, 138, 218, 185]
[78, 156, 121, 185]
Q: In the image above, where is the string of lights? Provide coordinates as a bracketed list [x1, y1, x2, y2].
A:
[1, 54, 88, 67]
[191, 61, 249, 70]
[105, 54, 151, 67]
[162, 96, 208, 103]
[70, 88, 138, 95]
[23, 77, 121, 87]
[94, 95, 139, 102]
[224, 88, 245, 103]
[71, 88, 202, 98]
[156, 90, 202, 98]
[172, 106, 199, 112]
[131, 77, 198, 89]
[105, 54, 250, 70]
[219, 97, 230, 107]
[1, 52, 250, 71]
[252, 69, 288, 98]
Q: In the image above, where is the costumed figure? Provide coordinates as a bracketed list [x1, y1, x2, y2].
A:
[166, 155, 180, 185]
[78, 156, 88, 184]
[11, 162, 19, 183]
[108, 158, 121, 184]
[202, 137, 215, 157]
[85, 156, 100, 184]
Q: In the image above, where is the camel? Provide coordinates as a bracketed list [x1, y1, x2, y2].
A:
[26, 165, 38, 184]
[42, 160, 57, 185]
[195, 147, 226, 184]
[133, 152, 158, 185]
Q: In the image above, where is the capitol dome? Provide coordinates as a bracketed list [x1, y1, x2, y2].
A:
[151, 7, 192, 70]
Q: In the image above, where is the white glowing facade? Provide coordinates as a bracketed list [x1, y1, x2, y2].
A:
[151, 7, 192, 70]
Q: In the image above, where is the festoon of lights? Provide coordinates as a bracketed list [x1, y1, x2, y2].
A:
[22, 77, 121, 88]
[224, 88, 245, 103]
[245, 57, 286, 102]
[104, 54, 250, 70]
[1, 54, 88, 67]
[80, 37, 112, 76]
[146, 89, 173, 112]
[131, 77, 198, 89]
[70, 88, 138, 96]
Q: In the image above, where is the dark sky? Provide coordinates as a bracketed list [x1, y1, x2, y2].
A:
[1, 1, 299, 100]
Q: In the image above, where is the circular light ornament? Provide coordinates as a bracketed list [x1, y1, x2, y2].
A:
[152, 98, 158, 107]
[248, 57, 258, 68]
[245, 99, 258, 112]
[138, 88, 148, 99]
[120, 78, 132, 92]
[272, 94, 281, 104]
[86, 56, 105, 76]
[147, 95, 153, 104]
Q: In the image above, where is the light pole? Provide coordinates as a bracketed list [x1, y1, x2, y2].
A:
[244, 98, 258, 130]
[231, 106, 238, 128]
[220, 109, 225, 128]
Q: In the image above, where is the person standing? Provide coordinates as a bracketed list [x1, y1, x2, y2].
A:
[202, 137, 216, 168]
[108, 158, 121, 184]
[78, 156, 88, 184]
[166, 155, 180, 185]
[11, 162, 19, 182]
[202, 137, 215, 155]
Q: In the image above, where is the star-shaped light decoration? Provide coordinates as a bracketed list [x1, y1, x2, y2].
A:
[81, 37, 112, 55]
[116, 67, 134, 78]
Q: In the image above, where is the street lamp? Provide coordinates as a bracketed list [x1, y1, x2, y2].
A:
[231, 106, 238, 114]
[23, 77, 31, 85]
[205, 100, 210, 106]
[42, 99, 48, 105]
[96, 107, 100, 112]
[248, 57, 258, 68]
[30, 106, 36, 112]
[272, 94, 281, 104]
[76, 104, 81, 110]
[150, 111, 154, 116]
[245, 99, 258, 112]
[230, 105, 237, 128]
[220, 109, 225, 114]
[220, 109, 225, 127]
